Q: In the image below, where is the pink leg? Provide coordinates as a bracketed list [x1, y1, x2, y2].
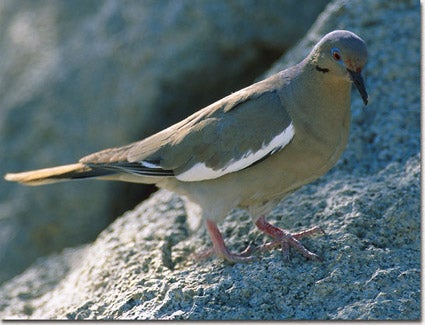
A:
[199, 220, 256, 264]
[255, 216, 324, 261]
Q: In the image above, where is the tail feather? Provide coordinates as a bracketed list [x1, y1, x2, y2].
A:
[4, 163, 113, 186]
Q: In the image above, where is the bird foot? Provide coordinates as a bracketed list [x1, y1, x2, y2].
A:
[194, 245, 257, 264]
[254, 216, 325, 262]
[199, 218, 324, 265]
[199, 220, 258, 264]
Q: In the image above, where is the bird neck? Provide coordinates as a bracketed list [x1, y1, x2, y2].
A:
[283, 61, 352, 147]
[293, 61, 351, 116]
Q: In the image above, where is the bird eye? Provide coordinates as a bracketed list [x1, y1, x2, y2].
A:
[331, 47, 342, 61]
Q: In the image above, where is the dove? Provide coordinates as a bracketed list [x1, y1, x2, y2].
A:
[5, 30, 368, 263]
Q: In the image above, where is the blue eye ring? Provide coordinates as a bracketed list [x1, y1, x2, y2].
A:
[331, 47, 342, 61]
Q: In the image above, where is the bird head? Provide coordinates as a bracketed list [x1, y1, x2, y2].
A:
[310, 30, 368, 105]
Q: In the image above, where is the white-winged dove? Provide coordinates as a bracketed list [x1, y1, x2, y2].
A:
[5, 30, 368, 264]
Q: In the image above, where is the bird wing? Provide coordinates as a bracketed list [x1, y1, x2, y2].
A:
[80, 76, 294, 182]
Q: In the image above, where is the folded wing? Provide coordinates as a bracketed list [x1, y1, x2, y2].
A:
[80, 83, 294, 182]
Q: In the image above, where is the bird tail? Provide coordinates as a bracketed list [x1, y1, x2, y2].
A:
[4, 163, 113, 186]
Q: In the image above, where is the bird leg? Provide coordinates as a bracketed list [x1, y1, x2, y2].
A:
[200, 219, 257, 263]
[196, 218, 324, 264]
[254, 216, 324, 261]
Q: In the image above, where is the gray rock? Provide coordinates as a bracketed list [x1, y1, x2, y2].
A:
[0, 156, 420, 320]
[0, 0, 328, 284]
[0, 0, 420, 320]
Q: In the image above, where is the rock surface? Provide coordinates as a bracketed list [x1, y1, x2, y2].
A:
[0, 0, 328, 284]
[0, 0, 420, 320]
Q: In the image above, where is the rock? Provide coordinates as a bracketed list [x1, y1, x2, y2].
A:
[0, 0, 328, 284]
[0, 0, 420, 320]
[0, 156, 420, 320]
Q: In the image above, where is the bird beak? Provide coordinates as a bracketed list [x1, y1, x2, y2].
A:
[347, 69, 368, 105]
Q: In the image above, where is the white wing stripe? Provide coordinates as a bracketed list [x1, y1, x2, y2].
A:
[140, 161, 161, 169]
[176, 123, 295, 182]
